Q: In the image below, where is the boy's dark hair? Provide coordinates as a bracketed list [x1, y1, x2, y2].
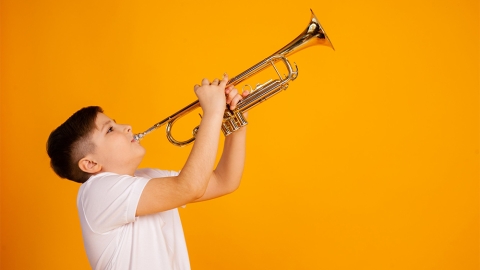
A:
[47, 106, 103, 183]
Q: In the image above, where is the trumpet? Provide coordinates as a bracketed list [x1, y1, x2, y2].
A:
[133, 9, 334, 146]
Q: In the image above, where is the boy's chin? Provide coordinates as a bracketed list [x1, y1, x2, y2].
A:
[138, 148, 147, 158]
[135, 152, 146, 165]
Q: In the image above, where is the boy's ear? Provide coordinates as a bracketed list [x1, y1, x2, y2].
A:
[78, 156, 102, 174]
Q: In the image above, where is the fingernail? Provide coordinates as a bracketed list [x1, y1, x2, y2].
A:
[223, 72, 228, 78]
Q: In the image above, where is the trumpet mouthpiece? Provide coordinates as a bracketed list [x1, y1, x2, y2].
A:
[133, 133, 144, 141]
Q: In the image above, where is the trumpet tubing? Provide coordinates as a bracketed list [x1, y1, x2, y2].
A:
[133, 9, 334, 146]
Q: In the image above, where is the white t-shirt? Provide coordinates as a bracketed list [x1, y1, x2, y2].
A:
[77, 168, 190, 270]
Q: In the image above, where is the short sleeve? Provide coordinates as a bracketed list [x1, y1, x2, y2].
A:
[134, 169, 185, 208]
[135, 168, 179, 178]
[78, 173, 151, 233]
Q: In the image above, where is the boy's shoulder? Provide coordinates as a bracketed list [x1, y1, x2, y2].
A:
[80, 169, 179, 193]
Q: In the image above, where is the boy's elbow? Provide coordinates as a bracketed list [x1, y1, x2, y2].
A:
[191, 185, 208, 200]
[182, 176, 210, 201]
[225, 179, 242, 195]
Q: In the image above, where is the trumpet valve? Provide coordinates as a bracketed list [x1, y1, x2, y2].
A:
[234, 111, 248, 127]
[228, 118, 240, 132]
[221, 111, 249, 136]
[221, 121, 234, 136]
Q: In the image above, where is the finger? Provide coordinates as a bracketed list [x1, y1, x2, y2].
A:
[229, 95, 243, 110]
[194, 84, 201, 91]
[225, 85, 234, 95]
[242, 90, 250, 97]
[226, 88, 238, 103]
[219, 73, 228, 88]
[201, 78, 210, 86]
[225, 85, 238, 96]
[211, 78, 219, 85]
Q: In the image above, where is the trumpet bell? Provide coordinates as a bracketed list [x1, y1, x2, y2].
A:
[274, 9, 334, 57]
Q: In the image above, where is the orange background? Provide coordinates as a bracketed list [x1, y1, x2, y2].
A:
[1, 0, 479, 269]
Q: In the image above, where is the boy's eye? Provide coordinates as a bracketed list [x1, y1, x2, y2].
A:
[107, 127, 113, 134]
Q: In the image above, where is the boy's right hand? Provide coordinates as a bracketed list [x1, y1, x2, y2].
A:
[194, 74, 229, 116]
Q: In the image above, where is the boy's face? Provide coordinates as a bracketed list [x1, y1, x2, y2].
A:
[87, 112, 145, 175]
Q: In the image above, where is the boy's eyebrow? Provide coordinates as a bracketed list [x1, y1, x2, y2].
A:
[100, 119, 116, 131]
[100, 120, 111, 131]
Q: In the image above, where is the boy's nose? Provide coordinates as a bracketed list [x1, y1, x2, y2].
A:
[124, 125, 132, 133]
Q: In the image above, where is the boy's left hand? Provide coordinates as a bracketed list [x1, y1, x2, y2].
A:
[225, 85, 249, 111]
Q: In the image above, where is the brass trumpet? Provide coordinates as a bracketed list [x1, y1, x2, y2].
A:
[133, 9, 334, 146]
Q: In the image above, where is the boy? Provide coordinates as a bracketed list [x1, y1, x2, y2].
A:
[47, 74, 249, 269]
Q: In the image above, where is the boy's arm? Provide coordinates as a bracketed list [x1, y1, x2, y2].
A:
[195, 87, 249, 202]
[194, 126, 246, 202]
[136, 76, 228, 217]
